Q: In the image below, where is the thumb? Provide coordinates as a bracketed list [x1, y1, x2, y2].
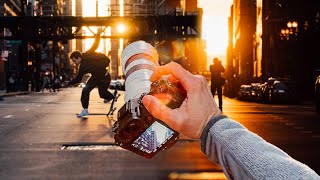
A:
[142, 95, 177, 129]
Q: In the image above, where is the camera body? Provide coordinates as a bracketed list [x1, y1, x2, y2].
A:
[113, 94, 179, 159]
[113, 77, 186, 159]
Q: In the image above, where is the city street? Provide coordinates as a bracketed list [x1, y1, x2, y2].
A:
[0, 87, 319, 179]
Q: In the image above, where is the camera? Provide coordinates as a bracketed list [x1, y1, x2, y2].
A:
[112, 41, 186, 159]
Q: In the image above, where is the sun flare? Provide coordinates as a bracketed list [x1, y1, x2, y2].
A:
[202, 15, 229, 56]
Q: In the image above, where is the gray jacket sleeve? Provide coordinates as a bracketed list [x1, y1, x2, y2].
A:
[200, 115, 320, 180]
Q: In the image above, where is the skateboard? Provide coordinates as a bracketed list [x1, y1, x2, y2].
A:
[107, 90, 120, 116]
[75, 90, 120, 117]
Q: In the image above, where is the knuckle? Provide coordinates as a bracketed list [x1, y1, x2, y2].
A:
[170, 61, 182, 69]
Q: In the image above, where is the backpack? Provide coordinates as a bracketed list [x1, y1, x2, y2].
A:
[83, 52, 110, 66]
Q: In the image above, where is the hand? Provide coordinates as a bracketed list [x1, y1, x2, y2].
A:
[142, 62, 221, 139]
[96, 27, 104, 35]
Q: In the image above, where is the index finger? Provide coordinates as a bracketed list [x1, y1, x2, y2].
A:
[150, 62, 194, 91]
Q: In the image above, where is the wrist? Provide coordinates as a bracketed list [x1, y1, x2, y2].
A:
[200, 114, 227, 151]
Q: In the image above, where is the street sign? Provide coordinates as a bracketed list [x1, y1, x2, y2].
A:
[9, 40, 22, 44]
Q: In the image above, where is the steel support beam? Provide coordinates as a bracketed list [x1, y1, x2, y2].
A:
[0, 15, 200, 42]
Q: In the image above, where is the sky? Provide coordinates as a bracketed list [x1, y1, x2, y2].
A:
[198, 0, 233, 66]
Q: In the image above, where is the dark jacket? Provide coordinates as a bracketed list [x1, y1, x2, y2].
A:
[210, 62, 225, 86]
[68, 35, 110, 85]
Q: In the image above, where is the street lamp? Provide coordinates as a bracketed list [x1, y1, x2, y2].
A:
[287, 22, 292, 28]
[280, 21, 299, 40]
[291, 21, 298, 28]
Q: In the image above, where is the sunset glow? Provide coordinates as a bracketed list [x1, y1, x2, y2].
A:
[198, 0, 232, 66]
[78, 0, 231, 68]
[82, 0, 111, 53]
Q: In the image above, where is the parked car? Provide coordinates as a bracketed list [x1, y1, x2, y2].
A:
[315, 75, 320, 113]
[268, 80, 288, 103]
[238, 85, 252, 100]
[110, 79, 125, 91]
[250, 83, 261, 101]
[259, 77, 278, 103]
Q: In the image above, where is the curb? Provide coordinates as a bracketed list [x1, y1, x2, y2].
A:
[0, 91, 29, 98]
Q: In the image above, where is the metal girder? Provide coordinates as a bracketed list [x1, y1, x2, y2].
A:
[0, 15, 200, 42]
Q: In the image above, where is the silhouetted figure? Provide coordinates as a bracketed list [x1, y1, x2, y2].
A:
[6, 73, 16, 93]
[210, 57, 225, 111]
[52, 76, 61, 92]
[68, 28, 114, 118]
[41, 74, 52, 93]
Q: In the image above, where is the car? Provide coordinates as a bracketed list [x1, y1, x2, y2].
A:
[268, 80, 288, 103]
[238, 85, 252, 100]
[110, 79, 125, 91]
[315, 75, 320, 113]
[250, 83, 261, 101]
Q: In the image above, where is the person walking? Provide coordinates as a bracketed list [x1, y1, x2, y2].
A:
[210, 57, 225, 111]
[41, 74, 52, 93]
[68, 28, 114, 118]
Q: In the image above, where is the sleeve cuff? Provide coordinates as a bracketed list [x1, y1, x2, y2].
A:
[200, 114, 227, 152]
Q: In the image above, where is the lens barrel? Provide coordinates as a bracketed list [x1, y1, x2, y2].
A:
[121, 41, 159, 102]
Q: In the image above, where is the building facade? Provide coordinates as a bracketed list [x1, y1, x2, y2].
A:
[262, 0, 320, 98]
[0, 0, 23, 90]
[232, 0, 256, 85]
[153, 0, 206, 73]
[227, 0, 320, 98]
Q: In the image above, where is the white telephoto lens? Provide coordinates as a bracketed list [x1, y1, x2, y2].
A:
[121, 41, 159, 102]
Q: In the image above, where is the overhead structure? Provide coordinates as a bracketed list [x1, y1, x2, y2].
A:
[0, 15, 200, 41]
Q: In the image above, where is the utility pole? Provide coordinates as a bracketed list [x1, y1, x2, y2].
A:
[20, 0, 29, 91]
[96, 0, 99, 17]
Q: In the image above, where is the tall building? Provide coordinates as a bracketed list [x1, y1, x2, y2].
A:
[34, 0, 69, 80]
[262, 0, 320, 98]
[153, 0, 206, 73]
[0, 0, 23, 90]
[254, 0, 262, 78]
[231, 0, 256, 84]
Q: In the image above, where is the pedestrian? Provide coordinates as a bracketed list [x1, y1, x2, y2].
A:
[52, 76, 61, 92]
[68, 27, 114, 118]
[142, 62, 319, 179]
[210, 57, 225, 111]
[41, 74, 52, 93]
[6, 73, 16, 93]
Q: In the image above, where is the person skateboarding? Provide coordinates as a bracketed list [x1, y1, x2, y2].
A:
[68, 27, 115, 118]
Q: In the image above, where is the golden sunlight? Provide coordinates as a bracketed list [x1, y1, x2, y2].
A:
[82, 0, 111, 53]
[117, 24, 126, 34]
[198, 0, 232, 66]
[202, 16, 228, 55]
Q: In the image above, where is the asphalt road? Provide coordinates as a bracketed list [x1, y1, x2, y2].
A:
[0, 87, 319, 179]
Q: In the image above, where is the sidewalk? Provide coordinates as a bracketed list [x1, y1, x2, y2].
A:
[0, 90, 29, 98]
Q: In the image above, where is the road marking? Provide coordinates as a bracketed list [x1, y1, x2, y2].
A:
[61, 145, 125, 151]
[168, 172, 227, 180]
[3, 115, 13, 118]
